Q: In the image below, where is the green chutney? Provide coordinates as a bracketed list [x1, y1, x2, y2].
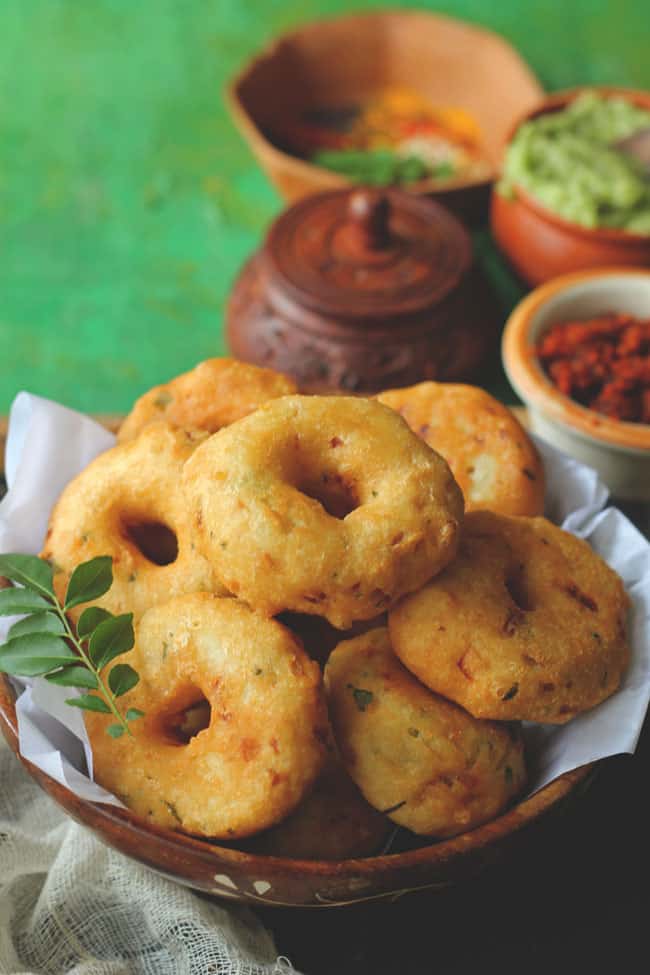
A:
[498, 91, 650, 233]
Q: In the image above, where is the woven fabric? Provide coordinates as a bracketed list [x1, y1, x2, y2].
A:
[0, 739, 297, 975]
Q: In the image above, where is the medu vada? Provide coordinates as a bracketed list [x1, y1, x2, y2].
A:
[42, 423, 226, 623]
[246, 754, 391, 859]
[86, 593, 329, 838]
[183, 395, 464, 629]
[324, 628, 527, 837]
[389, 511, 630, 724]
[118, 358, 297, 443]
[377, 382, 545, 516]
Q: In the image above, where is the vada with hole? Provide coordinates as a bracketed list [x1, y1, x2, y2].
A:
[389, 511, 630, 724]
[183, 395, 464, 629]
[85, 593, 329, 838]
[377, 382, 545, 516]
[41, 423, 227, 623]
[118, 358, 297, 443]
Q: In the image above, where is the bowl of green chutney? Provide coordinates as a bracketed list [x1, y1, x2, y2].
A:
[491, 88, 650, 285]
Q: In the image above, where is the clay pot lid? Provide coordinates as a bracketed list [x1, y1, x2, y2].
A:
[263, 187, 473, 321]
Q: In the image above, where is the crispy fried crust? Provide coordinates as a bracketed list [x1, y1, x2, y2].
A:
[85, 593, 329, 838]
[183, 395, 464, 629]
[377, 382, 545, 516]
[41, 423, 227, 623]
[389, 511, 630, 723]
[325, 628, 526, 837]
[118, 358, 297, 443]
[246, 754, 391, 859]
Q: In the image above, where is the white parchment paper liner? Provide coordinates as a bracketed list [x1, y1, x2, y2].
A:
[1, 393, 649, 809]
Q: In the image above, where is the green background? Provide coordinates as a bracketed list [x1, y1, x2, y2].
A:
[1, 0, 648, 414]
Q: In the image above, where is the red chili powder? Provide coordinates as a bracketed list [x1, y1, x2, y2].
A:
[536, 313, 650, 424]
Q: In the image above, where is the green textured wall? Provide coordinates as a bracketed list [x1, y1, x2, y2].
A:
[1, 0, 648, 413]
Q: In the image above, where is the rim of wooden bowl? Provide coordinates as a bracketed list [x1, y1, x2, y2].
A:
[0, 671, 594, 890]
[0, 407, 595, 903]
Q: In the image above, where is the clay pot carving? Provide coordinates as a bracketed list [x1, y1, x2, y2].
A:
[227, 188, 497, 393]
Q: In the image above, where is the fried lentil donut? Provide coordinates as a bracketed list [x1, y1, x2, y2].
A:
[389, 511, 630, 724]
[377, 382, 545, 516]
[42, 423, 226, 623]
[246, 755, 391, 859]
[183, 395, 464, 629]
[118, 358, 297, 443]
[86, 593, 329, 838]
[325, 628, 526, 837]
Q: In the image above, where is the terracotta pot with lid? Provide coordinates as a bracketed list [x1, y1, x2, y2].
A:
[226, 187, 497, 393]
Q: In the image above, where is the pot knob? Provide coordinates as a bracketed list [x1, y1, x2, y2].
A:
[347, 190, 392, 253]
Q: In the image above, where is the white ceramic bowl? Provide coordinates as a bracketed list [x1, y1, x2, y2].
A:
[502, 268, 650, 501]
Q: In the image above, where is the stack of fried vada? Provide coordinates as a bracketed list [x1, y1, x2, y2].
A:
[41, 360, 631, 857]
[376, 381, 545, 516]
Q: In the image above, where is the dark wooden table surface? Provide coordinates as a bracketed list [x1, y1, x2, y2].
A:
[262, 697, 650, 974]
[259, 482, 647, 972]
[261, 493, 650, 974]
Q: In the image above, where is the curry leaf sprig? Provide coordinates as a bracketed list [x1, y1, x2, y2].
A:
[0, 554, 143, 739]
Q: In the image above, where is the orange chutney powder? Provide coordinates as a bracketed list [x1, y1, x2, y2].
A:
[536, 314, 650, 424]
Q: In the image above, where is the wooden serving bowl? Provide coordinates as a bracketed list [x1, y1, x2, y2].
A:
[0, 670, 593, 908]
[491, 88, 650, 285]
[0, 415, 594, 907]
[226, 10, 544, 224]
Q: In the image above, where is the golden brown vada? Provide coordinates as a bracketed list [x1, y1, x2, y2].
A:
[325, 628, 527, 837]
[42, 423, 227, 623]
[246, 755, 391, 859]
[389, 511, 630, 724]
[86, 593, 329, 838]
[377, 382, 545, 516]
[118, 358, 297, 443]
[183, 395, 464, 629]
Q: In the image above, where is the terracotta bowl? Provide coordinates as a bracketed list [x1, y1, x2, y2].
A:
[503, 267, 650, 501]
[226, 10, 543, 224]
[491, 88, 650, 285]
[0, 670, 594, 908]
[0, 418, 594, 908]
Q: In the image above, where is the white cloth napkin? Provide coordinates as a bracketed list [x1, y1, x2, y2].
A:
[0, 736, 296, 975]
